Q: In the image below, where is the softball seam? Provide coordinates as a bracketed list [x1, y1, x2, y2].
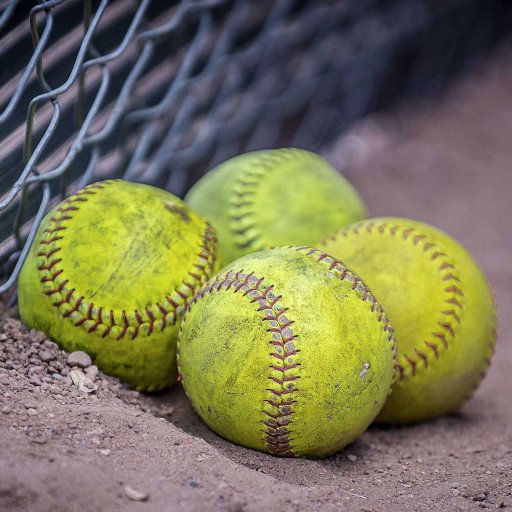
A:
[322, 221, 472, 382]
[36, 180, 217, 341]
[178, 246, 397, 457]
[178, 270, 299, 457]
[294, 246, 397, 370]
[228, 148, 310, 253]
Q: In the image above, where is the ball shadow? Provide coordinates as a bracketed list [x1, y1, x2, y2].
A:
[143, 387, 484, 487]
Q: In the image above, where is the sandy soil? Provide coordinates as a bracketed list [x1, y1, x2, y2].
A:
[1, 48, 512, 511]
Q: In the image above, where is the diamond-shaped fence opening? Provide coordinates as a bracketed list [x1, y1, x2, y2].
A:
[1, 0, 511, 295]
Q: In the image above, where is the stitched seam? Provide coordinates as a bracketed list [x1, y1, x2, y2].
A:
[294, 247, 397, 378]
[178, 246, 397, 457]
[228, 148, 309, 252]
[178, 269, 299, 457]
[322, 221, 467, 381]
[37, 180, 217, 340]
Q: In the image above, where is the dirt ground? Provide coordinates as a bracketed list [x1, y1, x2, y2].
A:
[1, 47, 512, 511]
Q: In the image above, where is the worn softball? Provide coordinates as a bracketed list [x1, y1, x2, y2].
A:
[18, 180, 218, 392]
[177, 246, 396, 458]
[321, 217, 497, 424]
[185, 149, 367, 265]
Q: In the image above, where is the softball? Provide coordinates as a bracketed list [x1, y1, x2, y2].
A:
[18, 180, 219, 392]
[185, 148, 367, 265]
[177, 246, 396, 458]
[321, 217, 497, 424]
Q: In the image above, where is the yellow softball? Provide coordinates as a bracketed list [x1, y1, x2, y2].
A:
[18, 180, 219, 392]
[321, 217, 497, 424]
[185, 148, 367, 265]
[177, 246, 396, 458]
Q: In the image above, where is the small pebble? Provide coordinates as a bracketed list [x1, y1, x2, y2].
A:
[123, 485, 149, 502]
[347, 454, 357, 462]
[1, 406, 11, 414]
[39, 350, 55, 362]
[29, 375, 42, 386]
[85, 365, 99, 381]
[48, 384, 64, 395]
[98, 449, 111, 456]
[27, 408, 38, 416]
[67, 351, 92, 368]
[69, 369, 97, 393]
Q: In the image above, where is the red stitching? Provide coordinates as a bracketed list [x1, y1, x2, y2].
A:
[36, 181, 217, 344]
[37, 247, 61, 258]
[63, 296, 83, 318]
[53, 288, 74, 307]
[404, 355, 417, 376]
[442, 273, 460, 282]
[442, 310, 461, 324]
[38, 258, 62, 271]
[40, 235, 63, 245]
[117, 311, 129, 340]
[424, 341, 439, 359]
[445, 285, 464, 296]
[432, 332, 448, 348]
[178, 269, 301, 457]
[320, 223, 466, 381]
[101, 310, 115, 338]
[228, 150, 310, 253]
[446, 297, 463, 309]
[414, 349, 428, 367]
[40, 269, 63, 282]
[438, 322, 455, 337]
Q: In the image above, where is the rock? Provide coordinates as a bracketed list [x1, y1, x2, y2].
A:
[67, 351, 92, 368]
[85, 365, 99, 381]
[98, 449, 111, 456]
[1, 406, 11, 414]
[347, 454, 358, 462]
[29, 375, 42, 386]
[123, 485, 149, 502]
[28, 366, 44, 375]
[39, 350, 55, 362]
[48, 384, 64, 395]
[27, 408, 38, 416]
[69, 369, 97, 393]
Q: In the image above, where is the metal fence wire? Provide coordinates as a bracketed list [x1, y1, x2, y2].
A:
[1, 0, 511, 294]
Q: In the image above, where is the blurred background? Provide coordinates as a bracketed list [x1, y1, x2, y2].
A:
[1, 0, 512, 294]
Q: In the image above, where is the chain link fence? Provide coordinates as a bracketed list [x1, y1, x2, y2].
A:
[1, 0, 511, 295]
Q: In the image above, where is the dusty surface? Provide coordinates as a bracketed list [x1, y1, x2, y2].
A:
[1, 48, 512, 511]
